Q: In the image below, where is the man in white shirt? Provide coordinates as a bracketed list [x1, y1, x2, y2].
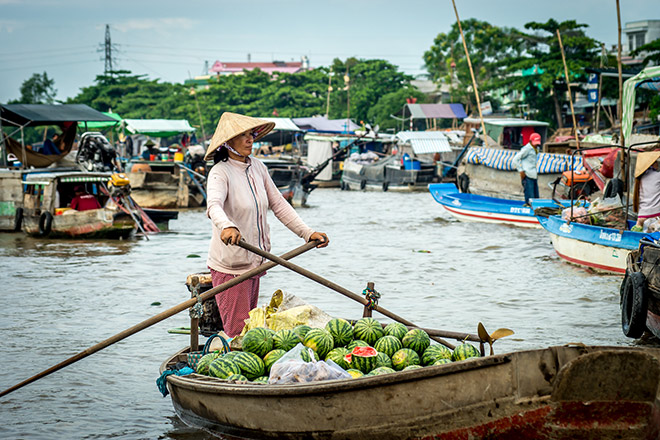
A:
[512, 133, 541, 207]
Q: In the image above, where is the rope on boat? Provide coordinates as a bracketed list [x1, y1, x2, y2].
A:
[362, 286, 381, 310]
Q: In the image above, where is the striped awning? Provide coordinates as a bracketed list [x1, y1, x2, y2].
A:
[60, 176, 109, 183]
[465, 147, 584, 174]
[396, 131, 452, 154]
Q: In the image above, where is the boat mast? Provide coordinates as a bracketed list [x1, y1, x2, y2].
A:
[556, 29, 581, 150]
[450, 0, 488, 146]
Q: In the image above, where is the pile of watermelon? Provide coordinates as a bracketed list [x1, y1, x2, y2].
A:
[189, 317, 481, 384]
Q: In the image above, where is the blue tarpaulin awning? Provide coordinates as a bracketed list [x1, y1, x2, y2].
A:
[403, 103, 467, 120]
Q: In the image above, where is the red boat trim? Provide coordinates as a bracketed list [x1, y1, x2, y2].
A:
[442, 205, 539, 224]
[554, 249, 625, 274]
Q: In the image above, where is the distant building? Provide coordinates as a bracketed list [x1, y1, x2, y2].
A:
[621, 20, 660, 65]
[210, 56, 310, 76]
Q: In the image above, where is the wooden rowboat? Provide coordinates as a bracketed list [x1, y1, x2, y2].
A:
[162, 344, 660, 439]
[429, 183, 566, 228]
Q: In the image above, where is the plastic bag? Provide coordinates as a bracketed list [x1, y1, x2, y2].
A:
[240, 290, 333, 335]
[268, 343, 351, 384]
[588, 196, 626, 228]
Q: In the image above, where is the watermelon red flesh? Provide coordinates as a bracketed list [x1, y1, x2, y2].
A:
[347, 346, 378, 374]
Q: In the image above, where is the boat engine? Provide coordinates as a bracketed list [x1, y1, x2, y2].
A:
[107, 173, 131, 197]
[76, 133, 119, 172]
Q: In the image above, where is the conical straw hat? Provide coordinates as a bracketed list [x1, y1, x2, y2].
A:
[204, 112, 275, 160]
[634, 151, 660, 178]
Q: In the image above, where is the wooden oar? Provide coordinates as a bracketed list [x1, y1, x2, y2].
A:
[239, 240, 460, 349]
[0, 240, 319, 398]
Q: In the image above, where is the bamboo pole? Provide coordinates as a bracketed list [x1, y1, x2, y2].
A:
[450, 0, 488, 146]
[238, 240, 462, 349]
[556, 29, 581, 150]
[0, 241, 319, 398]
[616, 0, 628, 194]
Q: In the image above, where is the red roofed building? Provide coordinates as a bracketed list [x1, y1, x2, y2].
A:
[210, 56, 310, 75]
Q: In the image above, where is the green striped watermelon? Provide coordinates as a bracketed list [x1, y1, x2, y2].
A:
[252, 376, 269, 384]
[374, 335, 403, 358]
[402, 328, 431, 356]
[346, 369, 364, 378]
[366, 366, 396, 376]
[241, 327, 274, 358]
[346, 339, 370, 352]
[391, 348, 420, 371]
[345, 346, 378, 374]
[303, 328, 334, 359]
[293, 325, 312, 341]
[263, 349, 286, 373]
[422, 345, 453, 365]
[273, 329, 299, 352]
[208, 358, 241, 379]
[375, 352, 393, 369]
[195, 351, 222, 375]
[325, 318, 354, 347]
[222, 351, 240, 362]
[452, 343, 481, 361]
[433, 359, 452, 366]
[233, 351, 265, 380]
[300, 346, 320, 362]
[325, 347, 351, 370]
[383, 322, 408, 340]
[403, 365, 423, 371]
[353, 318, 385, 346]
[226, 373, 249, 382]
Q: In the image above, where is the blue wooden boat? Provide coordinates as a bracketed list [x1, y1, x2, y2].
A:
[537, 214, 645, 274]
[428, 183, 563, 228]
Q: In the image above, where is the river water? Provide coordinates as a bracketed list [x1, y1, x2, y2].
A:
[0, 187, 636, 439]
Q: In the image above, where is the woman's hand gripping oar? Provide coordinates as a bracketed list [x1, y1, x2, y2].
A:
[238, 240, 458, 349]
[0, 241, 318, 399]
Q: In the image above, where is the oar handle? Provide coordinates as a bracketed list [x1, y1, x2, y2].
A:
[0, 240, 318, 399]
[238, 240, 461, 349]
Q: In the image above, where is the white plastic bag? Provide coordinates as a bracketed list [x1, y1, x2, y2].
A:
[268, 343, 351, 384]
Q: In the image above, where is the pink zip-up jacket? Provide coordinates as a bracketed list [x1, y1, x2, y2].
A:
[206, 156, 314, 275]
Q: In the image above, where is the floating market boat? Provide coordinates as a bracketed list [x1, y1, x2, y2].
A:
[429, 183, 566, 228]
[161, 344, 660, 440]
[21, 171, 137, 239]
[537, 214, 643, 274]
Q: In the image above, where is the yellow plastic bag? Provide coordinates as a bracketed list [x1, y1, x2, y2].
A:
[240, 290, 333, 335]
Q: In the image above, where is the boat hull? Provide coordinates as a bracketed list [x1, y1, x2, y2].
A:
[23, 208, 135, 239]
[428, 183, 566, 228]
[163, 345, 660, 440]
[538, 215, 643, 275]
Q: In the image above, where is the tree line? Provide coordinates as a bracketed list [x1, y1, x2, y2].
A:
[10, 18, 660, 139]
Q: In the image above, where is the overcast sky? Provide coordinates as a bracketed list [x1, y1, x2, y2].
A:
[0, 0, 656, 103]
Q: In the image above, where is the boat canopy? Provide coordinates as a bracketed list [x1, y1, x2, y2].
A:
[622, 65, 660, 147]
[403, 103, 467, 120]
[292, 116, 360, 133]
[259, 117, 302, 132]
[0, 104, 117, 127]
[121, 119, 195, 138]
[78, 112, 121, 130]
[396, 131, 452, 154]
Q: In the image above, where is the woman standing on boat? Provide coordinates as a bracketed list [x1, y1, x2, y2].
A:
[204, 112, 329, 337]
[633, 151, 660, 231]
[512, 133, 541, 207]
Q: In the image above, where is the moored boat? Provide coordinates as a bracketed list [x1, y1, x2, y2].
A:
[537, 214, 643, 274]
[21, 171, 136, 239]
[429, 183, 565, 228]
[161, 344, 660, 440]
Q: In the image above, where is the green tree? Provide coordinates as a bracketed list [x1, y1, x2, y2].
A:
[12, 72, 57, 104]
[500, 19, 600, 127]
[367, 87, 426, 132]
[423, 19, 523, 112]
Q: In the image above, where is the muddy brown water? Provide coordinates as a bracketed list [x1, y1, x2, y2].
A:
[0, 188, 638, 439]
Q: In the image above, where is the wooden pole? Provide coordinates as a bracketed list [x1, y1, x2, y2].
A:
[556, 29, 581, 149]
[616, 0, 624, 145]
[238, 240, 459, 349]
[451, 0, 488, 146]
[0, 241, 319, 398]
